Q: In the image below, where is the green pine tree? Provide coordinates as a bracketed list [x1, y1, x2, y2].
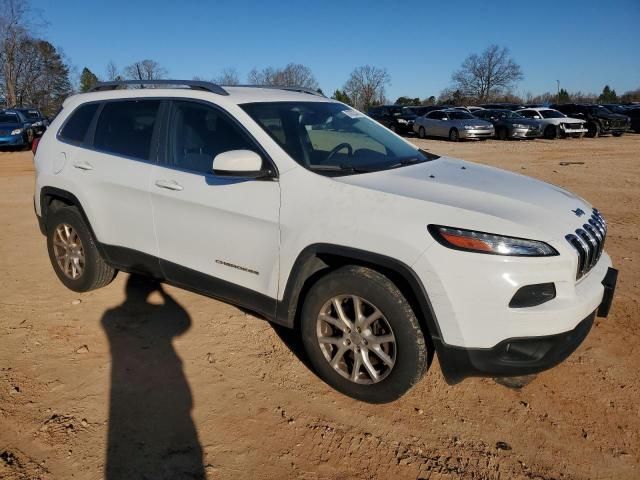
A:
[80, 67, 99, 92]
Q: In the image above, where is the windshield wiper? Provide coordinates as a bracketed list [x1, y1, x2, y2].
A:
[308, 164, 374, 174]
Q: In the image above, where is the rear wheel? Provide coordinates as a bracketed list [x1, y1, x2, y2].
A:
[418, 126, 426, 139]
[449, 128, 460, 142]
[300, 266, 430, 403]
[46, 206, 117, 292]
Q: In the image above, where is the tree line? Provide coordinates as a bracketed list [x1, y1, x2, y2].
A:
[2, 0, 638, 117]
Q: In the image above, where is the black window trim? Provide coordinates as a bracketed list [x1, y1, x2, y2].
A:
[57, 98, 164, 166]
[158, 98, 279, 180]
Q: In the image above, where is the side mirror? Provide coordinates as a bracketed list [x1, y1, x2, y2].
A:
[212, 150, 269, 178]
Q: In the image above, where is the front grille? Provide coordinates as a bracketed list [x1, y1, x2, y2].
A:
[0, 129, 11, 136]
[565, 209, 607, 279]
[562, 122, 583, 130]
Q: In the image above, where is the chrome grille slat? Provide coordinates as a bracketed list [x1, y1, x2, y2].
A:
[566, 209, 607, 279]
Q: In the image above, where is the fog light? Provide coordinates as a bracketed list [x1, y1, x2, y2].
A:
[509, 283, 556, 308]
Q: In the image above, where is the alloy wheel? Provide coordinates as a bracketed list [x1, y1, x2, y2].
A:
[316, 295, 396, 384]
[52, 223, 85, 280]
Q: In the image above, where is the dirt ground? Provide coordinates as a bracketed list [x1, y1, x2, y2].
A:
[1, 134, 638, 480]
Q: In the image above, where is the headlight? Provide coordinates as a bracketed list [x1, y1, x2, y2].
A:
[32, 121, 42, 127]
[428, 225, 558, 257]
[397, 119, 408, 124]
[464, 125, 473, 130]
[512, 123, 528, 129]
[11, 129, 22, 135]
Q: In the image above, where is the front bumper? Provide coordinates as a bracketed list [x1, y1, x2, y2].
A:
[459, 128, 494, 139]
[437, 267, 617, 383]
[511, 127, 541, 138]
[0, 135, 25, 146]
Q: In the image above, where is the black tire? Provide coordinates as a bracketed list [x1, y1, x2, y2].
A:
[612, 132, 623, 137]
[544, 125, 558, 139]
[389, 124, 397, 133]
[300, 266, 430, 403]
[586, 122, 600, 138]
[497, 127, 508, 140]
[448, 128, 460, 142]
[46, 206, 117, 292]
[418, 126, 426, 139]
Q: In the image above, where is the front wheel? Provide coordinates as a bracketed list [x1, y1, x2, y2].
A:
[612, 132, 623, 137]
[449, 128, 460, 142]
[544, 125, 558, 139]
[418, 126, 426, 139]
[586, 122, 600, 138]
[300, 266, 430, 403]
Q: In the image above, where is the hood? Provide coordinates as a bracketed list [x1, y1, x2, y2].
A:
[503, 117, 540, 126]
[597, 112, 629, 121]
[0, 123, 23, 131]
[334, 157, 592, 241]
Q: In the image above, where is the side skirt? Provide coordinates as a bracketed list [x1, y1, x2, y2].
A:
[101, 244, 279, 324]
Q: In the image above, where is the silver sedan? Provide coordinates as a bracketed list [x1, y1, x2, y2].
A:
[413, 109, 495, 141]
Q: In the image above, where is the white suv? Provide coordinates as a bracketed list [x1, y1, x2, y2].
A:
[33, 80, 617, 403]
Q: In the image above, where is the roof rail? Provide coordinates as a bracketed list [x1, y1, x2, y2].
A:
[89, 80, 229, 96]
[228, 84, 325, 97]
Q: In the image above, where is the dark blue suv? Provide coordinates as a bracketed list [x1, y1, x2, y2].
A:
[0, 109, 35, 149]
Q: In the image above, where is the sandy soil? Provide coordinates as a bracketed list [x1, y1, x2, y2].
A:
[1, 135, 638, 480]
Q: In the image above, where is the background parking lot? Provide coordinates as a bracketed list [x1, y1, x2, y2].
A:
[1, 135, 638, 480]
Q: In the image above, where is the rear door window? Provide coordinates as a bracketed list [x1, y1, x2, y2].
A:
[94, 100, 161, 160]
[59, 103, 100, 144]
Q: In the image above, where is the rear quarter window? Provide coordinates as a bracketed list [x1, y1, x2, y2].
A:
[94, 100, 161, 160]
[59, 103, 100, 144]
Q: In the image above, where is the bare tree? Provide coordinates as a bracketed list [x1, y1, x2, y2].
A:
[343, 65, 390, 111]
[124, 59, 167, 84]
[451, 45, 523, 102]
[0, 0, 31, 105]
[105, 60, 121, 81]
[247, 63, 319, 90]
[214, 67, 240, 85]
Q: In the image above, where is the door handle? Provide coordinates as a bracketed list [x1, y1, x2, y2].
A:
[154, 179, 183, 191]
[73, 161, 93, 171]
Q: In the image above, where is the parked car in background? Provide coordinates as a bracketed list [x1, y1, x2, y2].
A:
[516, 108, 587, 139]
[479, 103, 526, 111]
[625, 107, 640, 133]
[550, 104, 630, 137]
[408, 106, 435, 117]
[413, 109, 494, 141]
[367, 105, 417, 134]
[473, 109, 542, 140]
[466, 106, 485, 113]
[0, 109, 35, 149]
[16, 107, 48, 136]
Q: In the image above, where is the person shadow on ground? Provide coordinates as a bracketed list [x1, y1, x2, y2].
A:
[101, 274, 205, 480]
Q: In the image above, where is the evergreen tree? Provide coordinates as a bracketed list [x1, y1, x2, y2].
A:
[79, 67, 99, 92]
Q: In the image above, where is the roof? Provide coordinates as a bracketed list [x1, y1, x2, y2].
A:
[67, 83, 335, 109]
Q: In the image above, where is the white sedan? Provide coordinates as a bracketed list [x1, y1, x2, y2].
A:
[516, 108, 588, 139]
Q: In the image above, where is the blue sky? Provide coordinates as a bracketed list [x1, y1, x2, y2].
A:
[32, 0, 640, 100]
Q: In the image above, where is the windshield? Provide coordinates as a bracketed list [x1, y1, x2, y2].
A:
[540, 109, 565, 119]
[447, 111, 475, 120]
[0, 113, 19, 123]
[588, 106, 612, 115]
[242, 102, 438, 174]
[495, 110, 524, 119]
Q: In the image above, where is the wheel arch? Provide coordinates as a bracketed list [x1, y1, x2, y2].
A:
[276, 244, 444, 348]
[39, 187, 107, 258]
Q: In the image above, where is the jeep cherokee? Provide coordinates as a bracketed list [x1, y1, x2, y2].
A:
[33, 80, 618, 403]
